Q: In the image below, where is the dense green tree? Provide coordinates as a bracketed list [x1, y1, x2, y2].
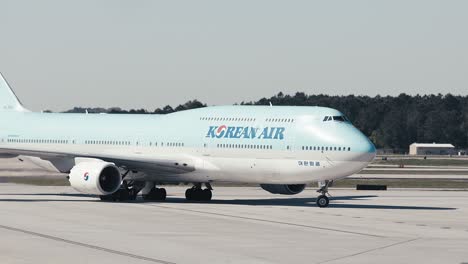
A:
[243, 92, 468, 151]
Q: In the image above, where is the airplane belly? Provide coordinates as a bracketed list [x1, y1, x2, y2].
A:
[202, 157, 326, 184]
[196, 157, 283, 183]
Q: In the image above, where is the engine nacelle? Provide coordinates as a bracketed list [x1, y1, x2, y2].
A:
[69, 162, 121, 195]
[260, 184, 306, 195]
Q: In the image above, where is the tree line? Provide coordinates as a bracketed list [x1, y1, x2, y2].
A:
[58, 93, 468, 152]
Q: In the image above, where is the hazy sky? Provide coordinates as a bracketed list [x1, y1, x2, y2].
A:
[1, 0, 467, 111]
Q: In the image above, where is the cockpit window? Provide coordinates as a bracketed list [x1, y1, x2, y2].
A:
[333, 116, 346, 122]
[323, 115, 349, 122]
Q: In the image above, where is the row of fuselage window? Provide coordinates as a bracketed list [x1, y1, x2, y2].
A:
[84, 140, 185, 147]
[7, 138, 72, 144]
[85, 140, 131, 145]
[200, 117, 296, 123]
[6, 138, 185, 147]
[149, 142, 184, 147]
[217, 143, 273, 150]
[6, 138, 349, 152]
[264, 118, 295, 123]
[6, 138, 268, 149]
[200, 117, 256, 122]
[303, 146, 351, 151]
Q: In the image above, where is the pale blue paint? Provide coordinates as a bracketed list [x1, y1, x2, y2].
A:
[0, 106, 375, 154]
[0, 74, 375, 156]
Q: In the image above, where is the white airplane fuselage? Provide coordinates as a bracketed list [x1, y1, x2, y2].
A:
[0, 106, 376, 184]
[0, 73, 376, 204]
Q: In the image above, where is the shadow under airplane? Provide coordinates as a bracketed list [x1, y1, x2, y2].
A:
[0, 193, 457, 210]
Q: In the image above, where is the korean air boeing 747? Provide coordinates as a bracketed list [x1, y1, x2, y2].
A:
[0, 73, 376, 207]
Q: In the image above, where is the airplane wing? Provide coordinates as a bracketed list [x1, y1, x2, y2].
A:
[0, 147, 197, 175]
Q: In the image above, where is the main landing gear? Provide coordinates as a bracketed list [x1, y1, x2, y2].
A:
[185, 183, 213, 201]
[142, 187, 167, 201]
[100, 181, 167, 202]
[100, 180, 143, 202]
[316, 181, 333, 208]
[141, 182, 167, 201]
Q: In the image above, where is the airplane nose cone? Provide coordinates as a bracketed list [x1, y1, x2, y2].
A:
[364, 139, 377, 162]
[351, 130, 377, 162]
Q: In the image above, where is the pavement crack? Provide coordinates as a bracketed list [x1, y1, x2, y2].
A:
[317, 237, 421, 264]
[0, 224, 175, 264]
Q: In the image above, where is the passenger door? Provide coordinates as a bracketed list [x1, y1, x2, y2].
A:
[284, 120, 296, 159]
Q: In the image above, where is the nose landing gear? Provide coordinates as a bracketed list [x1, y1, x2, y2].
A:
[316, 180, 333, 208]
[316, 195, 329, 208]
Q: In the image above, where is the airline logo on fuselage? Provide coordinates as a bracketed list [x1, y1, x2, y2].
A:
[206, 125, 285, 140]
[83, 172, 90, 181]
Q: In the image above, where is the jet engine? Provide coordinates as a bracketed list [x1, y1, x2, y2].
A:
[69, 162, 121, 195]
[260, 184, 306, 195]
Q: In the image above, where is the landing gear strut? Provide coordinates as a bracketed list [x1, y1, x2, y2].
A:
[316, 181, 333, 208]
[185, 183, 212, 201]
[141, 181, 167, 201]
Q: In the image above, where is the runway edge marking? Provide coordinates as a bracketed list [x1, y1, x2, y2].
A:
[0, 224, 175, 264]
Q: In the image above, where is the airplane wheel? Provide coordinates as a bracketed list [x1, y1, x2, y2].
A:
[185, 188, 211, 201]
[128, 189, 139, 201]
[316, 195, 329, 208]
[159, 188, 167, 200]
[202, 189, 212, 201]
[143, 188, 167, 201]
[185, 189, 194, 201]
[116, 189, 130, 201]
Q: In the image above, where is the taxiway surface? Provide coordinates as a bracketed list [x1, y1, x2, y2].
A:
[0, 184, 467, 264]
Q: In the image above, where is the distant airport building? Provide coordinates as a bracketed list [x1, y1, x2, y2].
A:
[409, 143, 455, 155]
